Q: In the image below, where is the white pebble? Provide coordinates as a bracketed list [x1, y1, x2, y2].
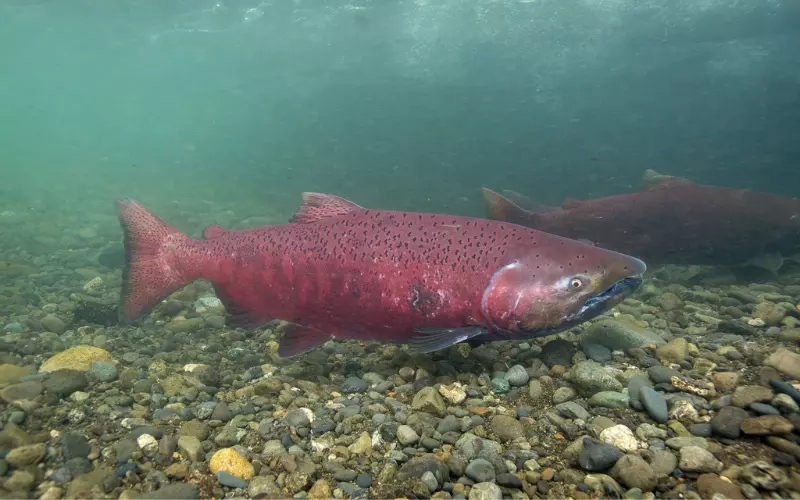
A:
[600, 424, 639, 453]
[137, 433, 159, 454]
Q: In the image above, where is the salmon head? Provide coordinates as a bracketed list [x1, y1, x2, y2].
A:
[480, 235, 646, 338]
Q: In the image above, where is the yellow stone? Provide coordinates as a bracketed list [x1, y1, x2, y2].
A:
[209, 448, 254, 480]
[39, 346, 113, 373]
[308, 479, 332, 500]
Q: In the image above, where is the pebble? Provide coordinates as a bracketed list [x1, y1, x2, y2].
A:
[217, 471, 248, 489]
[465, 458, 496, 483]
[639, 386, 668, 423]
[397, 425, 420, 445]
[503, 365, 529, 386]
[490, 377, 510, 393]
[768, 378, 800, 405]
[488, 415, 524, 443]
[679, 446, 723, 473]
[420, 471, 438, 492]
[579, 437, 623, 471]
[711, 406, 749, 439]
[610, 455, 657, 491]
[468, 482, 502, 500]
[599, 425, 639, 453]
[740, 415, 794, 435]
[582, 342, 612, 362]
[341, 376, 369, 393]
[209, 448, 254, 481]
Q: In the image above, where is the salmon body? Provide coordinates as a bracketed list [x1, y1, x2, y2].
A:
[484, 171, 800, 266]
[117, 193, 646, 357]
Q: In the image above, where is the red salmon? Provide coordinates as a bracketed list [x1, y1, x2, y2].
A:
[116, 193, 645, 357]
[483, 170, 800, 267]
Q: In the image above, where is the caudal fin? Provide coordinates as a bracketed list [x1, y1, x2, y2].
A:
[116, 199, 198, 323]
[482, 188, 533, 223]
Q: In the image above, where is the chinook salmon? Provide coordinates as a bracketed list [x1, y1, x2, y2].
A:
[483, 170, 800, 267]
[116, 193, 646, 357]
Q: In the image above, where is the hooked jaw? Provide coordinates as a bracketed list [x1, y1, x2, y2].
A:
[482, 253, 647, 336]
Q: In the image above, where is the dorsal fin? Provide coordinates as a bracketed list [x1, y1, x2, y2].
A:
[642, 169, 693, 191]
[562, 198, 584, 210]
[482, 188, 533, 222]
[501, 189, 557, 213]
[202, 224, 230, 240]
[290, 193, 362, 223]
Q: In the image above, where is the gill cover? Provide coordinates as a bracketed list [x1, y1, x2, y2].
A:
[481, 261, 529, 332]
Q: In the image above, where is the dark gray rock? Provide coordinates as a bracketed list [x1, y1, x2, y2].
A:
[210, 402, 232, 421]
[61, 433, 91, 460]
[496, 473, 523, 489]
[749, 403, 780, 416]
[341, 377, 369, 393]
[540, 339, 575, 367]
[711, 406, 749, 439]
[640, 387, 668, 423]
[769, 379, 800, 405]
[628, 375, 653, 411]
[43, 370, 88, 397]
[356, 474, 372, 488]
[582, 343, 612, 363]
[465, 458, 496, 483]
[647, 366, 681, 385]
[579, 437, 623, 472]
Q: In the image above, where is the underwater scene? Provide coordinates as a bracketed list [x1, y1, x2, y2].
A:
[1, 0, 799, 498]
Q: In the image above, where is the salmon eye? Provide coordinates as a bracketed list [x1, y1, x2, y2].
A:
[570, 278, 583, 289]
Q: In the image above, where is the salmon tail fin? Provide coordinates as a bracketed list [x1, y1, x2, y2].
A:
[116, 199, 199, 323]
[481, 188, 533, 223]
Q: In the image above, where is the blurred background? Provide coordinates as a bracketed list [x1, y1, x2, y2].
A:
[1, 0, 798, 226]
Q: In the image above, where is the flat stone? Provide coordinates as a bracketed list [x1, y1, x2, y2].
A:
[740, 415, 794, 436]
[764, 348, 800, 379]
[411, 387, 446, 416]
[489, 415, 524, 443]
[468, 482, 502, 500]
[711, 406, 749, 439]
[465, 458, 496, 483]
[582, 319, 665, 350]
[1, 381, 43, 403]
[731, 385, 773, 408]
[610, 455, 657, 491]
[696, 473, 743, 500]
[678, 446, 723, 473]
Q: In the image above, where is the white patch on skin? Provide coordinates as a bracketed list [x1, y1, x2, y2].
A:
[481, 261, 520, 330]
[512, 291, 523, 313]
[554, 277, 571, 290]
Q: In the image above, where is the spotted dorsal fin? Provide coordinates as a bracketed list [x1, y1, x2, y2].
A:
[290, 193, 362, 223]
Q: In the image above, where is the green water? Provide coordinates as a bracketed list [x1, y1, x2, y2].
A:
[0, 0, 798, 240]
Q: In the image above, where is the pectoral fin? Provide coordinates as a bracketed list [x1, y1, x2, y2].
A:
[277, 323, 331, 357]
[408, 326, 488, 354]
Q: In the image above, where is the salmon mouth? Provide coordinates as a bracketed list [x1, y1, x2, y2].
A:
[572, 275, 644, 323]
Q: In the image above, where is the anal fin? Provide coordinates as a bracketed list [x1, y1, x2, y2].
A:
[213, 286, 272, 330]
[408, 326, 488, 354]
[278, 323, 331, 357]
